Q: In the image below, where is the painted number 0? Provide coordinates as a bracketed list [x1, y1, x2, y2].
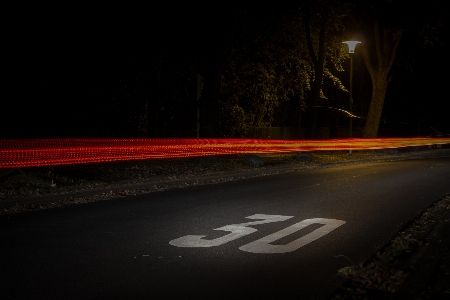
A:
[169, 215, 345, 253]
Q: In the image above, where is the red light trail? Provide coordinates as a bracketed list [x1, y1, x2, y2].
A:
[0, 137, 449, 169]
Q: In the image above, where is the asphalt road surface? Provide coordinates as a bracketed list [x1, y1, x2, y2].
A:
[1, 157, 450, 300]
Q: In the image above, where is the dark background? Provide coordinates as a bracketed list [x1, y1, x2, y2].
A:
[2, 3, 449, 138]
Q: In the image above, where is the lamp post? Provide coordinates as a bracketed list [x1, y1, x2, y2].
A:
[343, 41, 360, 155]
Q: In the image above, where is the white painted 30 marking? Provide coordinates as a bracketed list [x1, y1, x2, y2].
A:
[169, 215, 345, 253]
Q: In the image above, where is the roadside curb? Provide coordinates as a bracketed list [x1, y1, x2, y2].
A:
[390, 220, 450, 300]
[329, 195, 450, 300]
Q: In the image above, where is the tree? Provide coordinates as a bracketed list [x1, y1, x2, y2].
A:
[301, 0, 350, 137]
[220, 7, 312, 136]
[218, 3, 350, 137]
[350, 0, 448, 137]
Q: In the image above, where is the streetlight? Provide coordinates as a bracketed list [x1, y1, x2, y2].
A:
[343, 40, 361, 155]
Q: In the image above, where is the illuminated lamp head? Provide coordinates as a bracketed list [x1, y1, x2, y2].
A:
[342, 41, 361, 53]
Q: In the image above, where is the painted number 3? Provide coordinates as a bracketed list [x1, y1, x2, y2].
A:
[169, 215, 345, 253]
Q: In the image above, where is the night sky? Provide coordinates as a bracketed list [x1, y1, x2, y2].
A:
[3, 3, 449, 138]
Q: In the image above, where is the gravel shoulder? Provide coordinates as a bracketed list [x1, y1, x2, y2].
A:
[1, 147, 449, 215]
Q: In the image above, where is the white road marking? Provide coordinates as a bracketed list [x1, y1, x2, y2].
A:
[169, 214, 293, 247]
[239, 218, 346, 253]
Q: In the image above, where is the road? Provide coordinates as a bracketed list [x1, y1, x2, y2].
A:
[1, 157, 449, 300]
